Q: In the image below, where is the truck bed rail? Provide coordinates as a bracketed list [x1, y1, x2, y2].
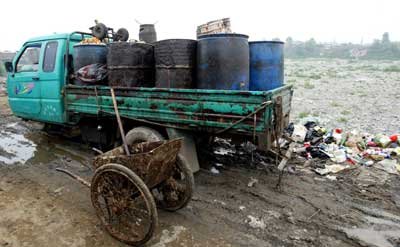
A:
[65, 85, 293, 135]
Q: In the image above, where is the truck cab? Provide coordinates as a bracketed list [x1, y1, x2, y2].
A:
[6, 33, 85, 124]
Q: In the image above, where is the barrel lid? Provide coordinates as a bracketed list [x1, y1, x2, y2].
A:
[249, 40, 285, 44]
[157, 39, 197, 42]
[197, 33, 249, 40]
[140, 24, 155, 27]
[108, 41, 154, 47]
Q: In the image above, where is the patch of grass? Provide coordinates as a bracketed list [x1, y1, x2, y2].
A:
[325, 70, 337, 78]
[298, 111, 310, 118]
[358, 92, 368, 97]
[337, 117, 348, 123]
[330, 101, 341, 107]
[383, 65, 400, 72]
[358, 65, 379, 71]
[309, 74, 322, 80]
[341, 110, 351, 115]
[303, 81, 315, 89]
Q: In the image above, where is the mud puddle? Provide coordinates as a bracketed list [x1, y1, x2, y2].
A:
[0, 122, 36, 165]
[342, 214, 400, 247]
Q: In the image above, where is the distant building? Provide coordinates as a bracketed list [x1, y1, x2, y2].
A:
[350, 48, 368, 58]
[0, 51, 15, 61]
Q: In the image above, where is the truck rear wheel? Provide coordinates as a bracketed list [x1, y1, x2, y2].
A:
[125, 126, 194, 211]
[125, 127, 164, 144]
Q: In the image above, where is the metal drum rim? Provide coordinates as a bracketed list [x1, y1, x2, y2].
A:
[140, 24, 156, 27]
[197, 33, 249, 40]
[108, 42, 155, 47]
[249, 41, 285, 45]
[156, 39, 197, 43]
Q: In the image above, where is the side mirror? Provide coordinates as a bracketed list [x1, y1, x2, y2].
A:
[4, 62, 13, 73]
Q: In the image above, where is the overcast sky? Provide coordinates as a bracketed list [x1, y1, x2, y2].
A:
[1, 0, 398, 51]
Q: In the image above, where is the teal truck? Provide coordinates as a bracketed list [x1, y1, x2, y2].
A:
[5, 32, 293, 172]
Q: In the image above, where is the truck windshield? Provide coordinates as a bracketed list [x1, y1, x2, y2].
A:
[16, 44, 42, 72]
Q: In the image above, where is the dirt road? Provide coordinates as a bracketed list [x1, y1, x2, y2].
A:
[1, 60, 400, 247]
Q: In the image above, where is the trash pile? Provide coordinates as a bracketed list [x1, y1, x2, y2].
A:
[201, 137, 275, 174]
[286, 122, 400, 176]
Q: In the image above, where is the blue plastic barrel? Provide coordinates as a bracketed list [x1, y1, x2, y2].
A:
[249, 41, 284, 91]
[197, 34, 249, 90]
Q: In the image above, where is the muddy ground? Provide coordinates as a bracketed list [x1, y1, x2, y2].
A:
[0, 59, 400, 247]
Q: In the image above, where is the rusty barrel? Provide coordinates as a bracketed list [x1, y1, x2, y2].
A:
[197, 33, 249, 90]
[154, 39, 197, 88]
[107, 42, 155, 87]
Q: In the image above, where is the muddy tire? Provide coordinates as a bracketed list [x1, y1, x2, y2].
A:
[153, 155, 194, 211]
[125, 127, 164, 144]
[115, 28, 129, 42]
[91, 163, 158, 246]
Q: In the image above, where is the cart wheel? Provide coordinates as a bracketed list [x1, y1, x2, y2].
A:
[153, 155, 194, 211]
[91, 163, 158, 246]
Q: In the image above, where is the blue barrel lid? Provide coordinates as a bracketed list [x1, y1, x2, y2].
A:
[249, 40, 285, 44]
[198, 33, 249, 40]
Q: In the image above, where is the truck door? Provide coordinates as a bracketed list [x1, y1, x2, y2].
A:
[8, 43, 42, 119]
[39, 40, 65, 123]
[8, 40, 65, 123]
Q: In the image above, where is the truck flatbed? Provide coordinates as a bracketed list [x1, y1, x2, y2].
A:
[65, 85, 293, 136]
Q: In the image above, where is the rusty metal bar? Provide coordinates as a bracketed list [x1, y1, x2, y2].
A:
[216, 101, 272, 134]
[110, 88, 130, 156]
[56, 168, 91, 187]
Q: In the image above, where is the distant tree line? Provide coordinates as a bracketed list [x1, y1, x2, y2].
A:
[284, 33, 400, 60]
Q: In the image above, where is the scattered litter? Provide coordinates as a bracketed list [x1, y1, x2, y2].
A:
[214, 148, 234, 156]
[314, 164, 349, 175]
[210, 167, 220, 174]
[326, 175, 337, 181]
[247, 177, 258, 187]
[54, 187, 64, 194]
[289, 124, 307, 143]
[213, 199, 226, 206]
[241, 141, 257, 153]
[375, 159, 399, 175]
[247, 215, 266, 229]
[215, 163, 224, 168]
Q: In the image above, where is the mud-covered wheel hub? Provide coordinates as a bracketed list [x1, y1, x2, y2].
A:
[91, 163, 158, 246]
[153, 155, 194, 211]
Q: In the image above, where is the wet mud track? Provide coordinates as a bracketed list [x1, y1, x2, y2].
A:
[0, 96, 400, 247]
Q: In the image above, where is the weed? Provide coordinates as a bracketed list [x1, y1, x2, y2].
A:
[383, 65, 400, 72]
[330, 101, 341, 107]
[298, 111, 310, 118]
[303, 81, 315, 89]
[341, 110, 351, 115]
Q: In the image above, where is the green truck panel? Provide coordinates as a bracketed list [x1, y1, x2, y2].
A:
[66, 85, 293, 134]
